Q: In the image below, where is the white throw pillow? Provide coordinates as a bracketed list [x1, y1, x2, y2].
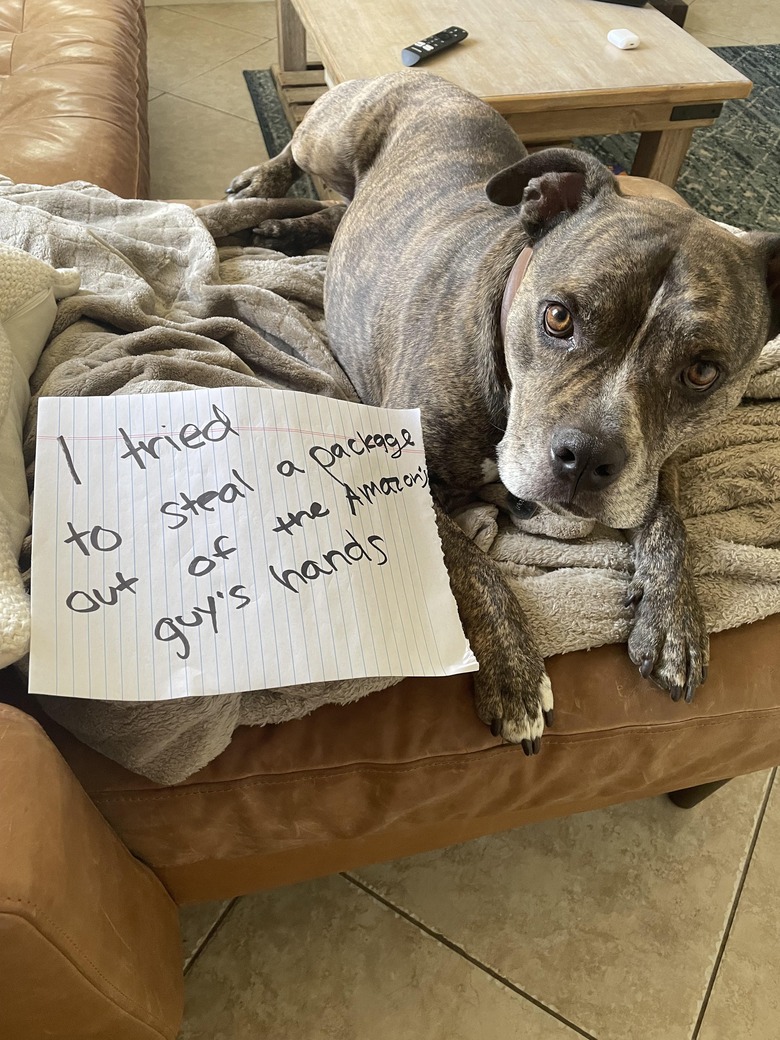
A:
[0, 244, 79, 668]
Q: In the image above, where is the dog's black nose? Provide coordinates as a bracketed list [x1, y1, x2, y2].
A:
[550, 428, 627, 492]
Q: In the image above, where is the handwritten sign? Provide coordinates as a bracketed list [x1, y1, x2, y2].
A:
[29, 387, 477, 701]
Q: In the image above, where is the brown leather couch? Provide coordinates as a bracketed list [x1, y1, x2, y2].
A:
[0, 0, 149, 196]
[2, 1, 780, 1037]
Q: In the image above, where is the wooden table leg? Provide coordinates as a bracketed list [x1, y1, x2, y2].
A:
[277, 0, 307, 72]
[631, 127, 694, 186]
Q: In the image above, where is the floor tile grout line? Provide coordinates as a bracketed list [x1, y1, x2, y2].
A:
[682, 6, 765, 47]
[149, 37, 276, 89]
[159, 4, 276, 41]
[183, 897, 239, 976]
[686, 27, 757, 46]
[342, 872, 599, 1040]
[148, 13, 274, 91]
[159, 87, 264, 124]
[690, 766, 777, 1040]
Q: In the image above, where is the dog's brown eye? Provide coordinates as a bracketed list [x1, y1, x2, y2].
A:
[543, 303, 574, 338]
[682, 360, 720, 391]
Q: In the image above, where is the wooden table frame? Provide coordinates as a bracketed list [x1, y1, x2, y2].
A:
[272, 0, 746, 187]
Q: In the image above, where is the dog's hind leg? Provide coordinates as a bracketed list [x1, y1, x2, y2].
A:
[229, 76, 404, 204]
[226, 142, 301, 200]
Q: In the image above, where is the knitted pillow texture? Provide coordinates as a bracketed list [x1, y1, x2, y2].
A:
[0, 244, 79, 667]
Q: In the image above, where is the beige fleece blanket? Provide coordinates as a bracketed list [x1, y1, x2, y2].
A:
[3, 180, 779, 784]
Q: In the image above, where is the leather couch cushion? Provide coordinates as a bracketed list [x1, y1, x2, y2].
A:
[12, 613, 780, 904]
[0, 0, 149, 196]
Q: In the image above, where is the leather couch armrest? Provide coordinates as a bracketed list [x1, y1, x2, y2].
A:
[0, 703, 183, 1040]
[618, 174, 690, 207]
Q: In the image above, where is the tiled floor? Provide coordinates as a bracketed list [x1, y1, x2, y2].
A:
[147, 2, 780, 1037]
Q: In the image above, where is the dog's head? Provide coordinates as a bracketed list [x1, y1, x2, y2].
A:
[487, 149, 780, 528]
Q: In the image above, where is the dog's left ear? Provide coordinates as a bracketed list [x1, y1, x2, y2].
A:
[743, 232, 780, 340]
[485, 148, 619, 240]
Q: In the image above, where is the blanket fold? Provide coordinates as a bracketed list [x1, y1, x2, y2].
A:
[3, 180, 779, 784]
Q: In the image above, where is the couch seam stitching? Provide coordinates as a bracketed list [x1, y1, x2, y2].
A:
[93, 709, 780, 803]
[0, 899, 174, 1037]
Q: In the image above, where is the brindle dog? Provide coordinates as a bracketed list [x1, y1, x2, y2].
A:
[227, 72, 780, 754]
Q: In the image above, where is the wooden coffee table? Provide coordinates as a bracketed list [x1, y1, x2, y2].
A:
[272, 0, 751, 187]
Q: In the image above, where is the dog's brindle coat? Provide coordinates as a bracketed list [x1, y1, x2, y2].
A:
[228, 72, 780, 753]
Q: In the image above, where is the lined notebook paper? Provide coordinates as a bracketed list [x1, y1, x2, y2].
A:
[29, 387, 477, 701]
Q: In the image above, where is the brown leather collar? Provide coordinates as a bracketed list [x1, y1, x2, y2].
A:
[500, 245, 533, 341]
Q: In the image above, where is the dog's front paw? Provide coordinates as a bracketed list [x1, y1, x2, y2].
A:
[434, 502, 553, 753]
[226, 147, 299, 200]
[626, 564, 708, 704]
[226, 165, 269, 199]
[472, 629, 554, 754]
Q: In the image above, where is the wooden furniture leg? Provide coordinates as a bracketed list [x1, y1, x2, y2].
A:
[277, 0, 307, 72]
[631, 127, 694, 186]
[668, 778, 732, 808]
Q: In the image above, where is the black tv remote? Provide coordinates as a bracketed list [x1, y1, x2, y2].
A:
[401, 26, 468, 66]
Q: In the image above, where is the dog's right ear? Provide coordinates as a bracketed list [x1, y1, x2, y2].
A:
[743, 231, 780, 340]
[486, 148, 619, 240]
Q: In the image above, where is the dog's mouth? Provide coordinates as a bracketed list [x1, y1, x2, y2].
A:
[507, 494, 594, 522]
[545, 500, 593, 519]
[504, 469, 653, 529]
[499, 453, 652, 530]
[506, 494, 540, 519]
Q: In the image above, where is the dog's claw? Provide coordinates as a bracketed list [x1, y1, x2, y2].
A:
[543, 708, 554, 727]
[521, 739, 533, 757]
[639, 656, 655, 679]
[532, 736, 542, 754]
[225, 163, 273, 200]
[670, 685, 683, 702]
[490, 718, 502, 737]
[225, 171, 253, 196]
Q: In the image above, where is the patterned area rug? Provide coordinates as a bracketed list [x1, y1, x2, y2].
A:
[244, 44, 780, 229]
[578, 45, 780, 231]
